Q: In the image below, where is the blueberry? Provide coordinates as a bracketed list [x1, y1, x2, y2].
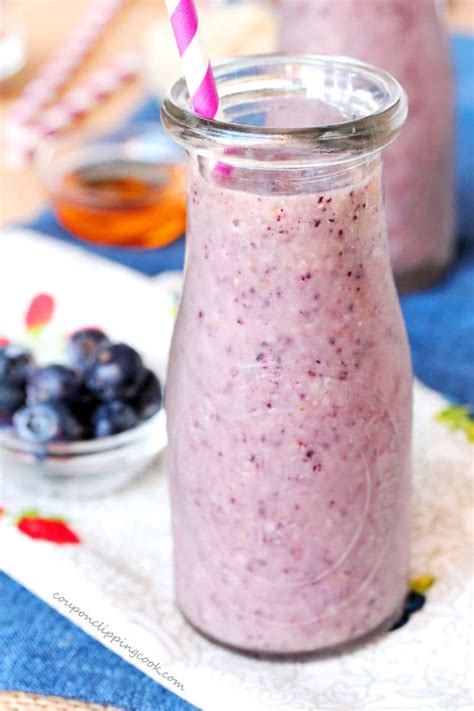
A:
[0, 344, 33, 386]
[27, 365, 82, 405]
[132, 369, 162, 421]
[69, 389, 100, 439]
[91, 400, 139, 438]
[67, 328, 110, 371]
[85, 343, 144, 401]
[0, 382, 25, 424]
[13, 403, 83, 443]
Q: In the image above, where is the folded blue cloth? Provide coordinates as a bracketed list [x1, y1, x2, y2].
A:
[0, 574, 198, 711]
[2, 34, 473, 711]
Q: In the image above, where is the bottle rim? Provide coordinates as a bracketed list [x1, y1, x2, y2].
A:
[161, 53, 408, 168]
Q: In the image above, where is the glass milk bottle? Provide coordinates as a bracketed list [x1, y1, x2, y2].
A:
[278, 0, 455, 291]
[162, 55, 412, 655]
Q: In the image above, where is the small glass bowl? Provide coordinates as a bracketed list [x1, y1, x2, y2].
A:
[0, 410, 166, 499]
[36, 123, 186, 249]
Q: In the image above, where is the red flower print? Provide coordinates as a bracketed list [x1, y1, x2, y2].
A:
[25, 294, 56, 333]
[17, 515, 80, 544]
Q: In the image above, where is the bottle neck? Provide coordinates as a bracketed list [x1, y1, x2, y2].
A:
[194, 150, 382, 196]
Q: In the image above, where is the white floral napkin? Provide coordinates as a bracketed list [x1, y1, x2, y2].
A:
[1, 229, 473, 711]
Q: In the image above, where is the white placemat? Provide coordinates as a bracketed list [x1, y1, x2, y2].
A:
[1, 229, 473, 711]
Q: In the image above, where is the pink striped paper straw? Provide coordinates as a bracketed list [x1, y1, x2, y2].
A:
[164, 0, 219, 119]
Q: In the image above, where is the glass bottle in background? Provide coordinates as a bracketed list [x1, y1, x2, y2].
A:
[278, 0, 455, 292]
[162, 55, 412, 655]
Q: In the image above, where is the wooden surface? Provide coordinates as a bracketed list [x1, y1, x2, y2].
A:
[0, 0, 163, 226]
[0, 690, 122, 710]
[0, 0, 473, 228]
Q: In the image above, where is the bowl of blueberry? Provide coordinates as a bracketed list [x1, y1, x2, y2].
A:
[0, 328, 165, 498]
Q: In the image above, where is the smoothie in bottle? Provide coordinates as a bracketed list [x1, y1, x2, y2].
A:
[162, 55, 412, 654]
[278, 0, 455, 291]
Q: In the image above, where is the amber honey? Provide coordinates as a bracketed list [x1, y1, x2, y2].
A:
[51, 159, 186, 249]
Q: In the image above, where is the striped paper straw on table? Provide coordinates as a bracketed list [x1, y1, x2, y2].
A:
[164, 0, 219, 119]
[7, 0, 127, 127]
[5, 49, 141, 167]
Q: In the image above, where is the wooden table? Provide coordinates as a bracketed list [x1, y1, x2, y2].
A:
[0, 0, 163, 226]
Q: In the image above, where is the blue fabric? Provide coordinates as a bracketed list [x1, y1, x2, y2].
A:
[2, 34, 473, 711]
[0, 574, 198, 711]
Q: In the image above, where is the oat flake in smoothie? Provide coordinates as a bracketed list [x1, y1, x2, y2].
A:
[162, 55, 412, 655]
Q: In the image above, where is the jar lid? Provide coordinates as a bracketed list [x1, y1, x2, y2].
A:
[162, 53, 408, 168]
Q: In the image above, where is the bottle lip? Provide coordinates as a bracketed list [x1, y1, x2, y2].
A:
[161, 53, 408, 167]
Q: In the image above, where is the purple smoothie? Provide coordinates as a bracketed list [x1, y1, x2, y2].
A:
[166, 157, 412, 653]
[278, 0, 455, 290]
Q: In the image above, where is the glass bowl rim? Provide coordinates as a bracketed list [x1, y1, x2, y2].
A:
[0, 409, 165, 457]
[35, 122, 183, 208]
